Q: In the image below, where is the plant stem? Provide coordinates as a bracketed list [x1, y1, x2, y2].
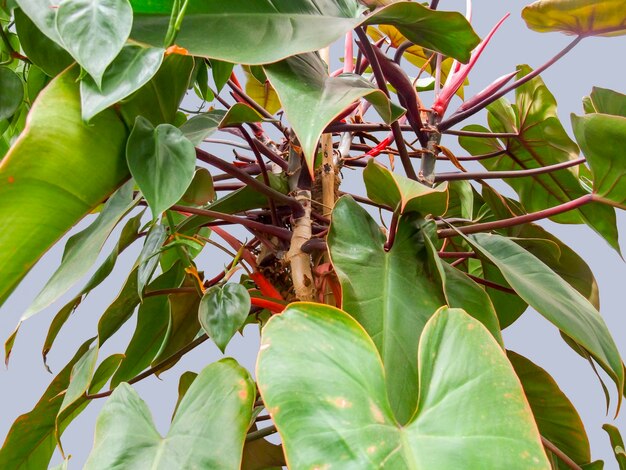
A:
[286, 190, 317, 301]
[172, 204, 292, 240]
[439, 36, 583, 130]
[85, 334, 209, 400]
[144, 287, 197, 298]
[442, 129, 519, 138]
[196, 148, 303, 217]
[227, 79, 288, 136]
[245, 425, 277, 442]
[438, 194, 593, 238]
[467, 273, 516, 294]
[355, 27, 418, 180]
[239, 126, 279, 226]
[541, 436, 583, 470]
[384, 211, 399, 251]
[434, 157, 586, 182]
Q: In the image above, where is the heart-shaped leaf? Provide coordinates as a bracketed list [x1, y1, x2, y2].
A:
[199, 283, 251, 352]
[0, 67, 129, 308]
[264, 53, 404, 172]
[466, 232, 624, 406]
[80, 45, 164, 121]
[126, 116, 196, 217]
[0, 66, 24, 120]
[522, 0, 626, 37]
[364, 160, 448, 216]
[257, 303, 549, 469]
[508, 351, 591, 468]
[55, 0, 133, 86]
[572, 113, 626, 209]
[84, 359, 255, 470]
[458, 65, 619, 252]
[328, 196, 446, 423]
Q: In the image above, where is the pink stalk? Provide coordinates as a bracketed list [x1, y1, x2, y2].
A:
[456, 70, 518, 112]
[343, 31, 354, 73]
[432, 13, 510, 117]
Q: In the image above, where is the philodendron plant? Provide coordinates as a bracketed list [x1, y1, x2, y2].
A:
[1, 0, 626, 468]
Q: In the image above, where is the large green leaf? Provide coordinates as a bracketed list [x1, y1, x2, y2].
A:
[127, 116, 196, 217]
[459, 65, 619, 251]
[508, 351, 591, 468]
[265, 52, 403, 172]
[199, 283, 251, 353]
[522, 0, 626, 37]
[257, 303, 549, 469]
[80, 45, 164, 121]
[0, 66, 23, 120]
[364, 160, 448, 216]
[129, 0, 478, 65]
[55, 0, 133, 86]
[328, 196, 446, 424]
[0, 67, 128, 307]
[466, 233, 624, 405]
[84, 359, 255, 469]
[572, 113, 626, 208]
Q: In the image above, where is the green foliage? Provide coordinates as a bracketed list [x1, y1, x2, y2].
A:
[1, 0, 626, 468]
[257, 303, 549, 468]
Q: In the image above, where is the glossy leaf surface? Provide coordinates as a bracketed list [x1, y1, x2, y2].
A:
[522, 0, 626, 37]
[80, 45, 164, 121]
[467, 233, 624, 403]
[257, 303, 549, 469]
[199, 283, 251, 353]
[0, 68, 128, 307]
[328, 196, 446, 424]
[84, 359, 254, 470]
[126, 116, 196, 217]
[265, 53, 403, 172]
[55, 0, 132, 86]
[129, 1, 477, 65]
